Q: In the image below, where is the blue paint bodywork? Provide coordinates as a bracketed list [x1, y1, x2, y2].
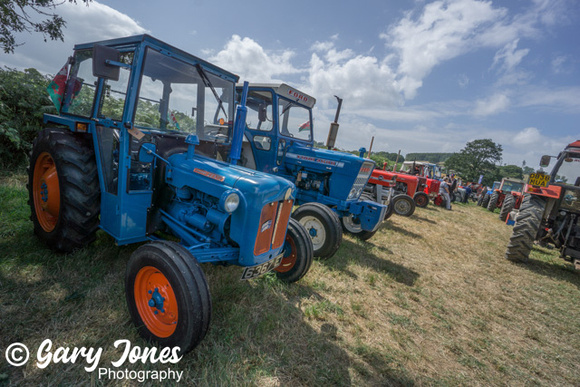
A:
[237, 84, 386, 232]
[43, 35, 295, 267]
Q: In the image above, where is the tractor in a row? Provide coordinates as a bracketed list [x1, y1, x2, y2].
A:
[505, 140, 580, 269]
[236, 83, 387, 258]
[29, 35, 314, 353]
[486, 178, 525, 221]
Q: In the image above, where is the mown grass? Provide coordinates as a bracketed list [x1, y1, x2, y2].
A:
[1, 173, 579, 385]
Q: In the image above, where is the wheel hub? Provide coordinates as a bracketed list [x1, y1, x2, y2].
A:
[148, 288, 166, 314]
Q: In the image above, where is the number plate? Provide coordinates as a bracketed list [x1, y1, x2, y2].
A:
[240, 254, 283, 280]
[528, 172, 550, 187]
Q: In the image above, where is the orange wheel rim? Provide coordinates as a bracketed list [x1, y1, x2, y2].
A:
[275, 233, 297, 273]
[32, 152, 61, 232]
[134, 266, 179, 338]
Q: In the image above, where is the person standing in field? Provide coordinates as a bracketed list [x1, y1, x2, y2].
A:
[440, 177, 452, 210]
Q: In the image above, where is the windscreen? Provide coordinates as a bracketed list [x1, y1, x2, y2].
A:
[135, 48, 235, 144]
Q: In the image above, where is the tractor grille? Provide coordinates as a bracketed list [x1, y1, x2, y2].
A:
[254, 199, 294, 255]
[349, 161, 375, 200]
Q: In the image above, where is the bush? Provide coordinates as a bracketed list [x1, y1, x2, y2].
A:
[0, 67, 56, 168]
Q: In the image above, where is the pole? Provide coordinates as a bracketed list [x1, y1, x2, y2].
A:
[368, 136, 374, 158]
[393, 149, 401, 172]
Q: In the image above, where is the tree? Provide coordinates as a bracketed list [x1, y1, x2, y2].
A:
[445, 139, 503, 185]
[499, 165, 523, 179]
[1, 0, 91, 54]
[0, 67, 55, 167]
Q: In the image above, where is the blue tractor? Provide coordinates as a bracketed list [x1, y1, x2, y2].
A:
[236, 83, 387, 259]
[28, 35, 313, 353]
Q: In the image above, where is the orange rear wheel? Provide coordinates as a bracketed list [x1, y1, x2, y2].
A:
[32, 152, 61, 232]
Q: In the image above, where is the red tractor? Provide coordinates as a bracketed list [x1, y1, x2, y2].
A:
[505, 140, 580, 269]
[486, 178, 525, 221]
[367, 168, 416, 217]
[401, 161, 442, 206]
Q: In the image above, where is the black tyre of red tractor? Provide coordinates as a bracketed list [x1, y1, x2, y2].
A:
[499, 194, 515, 221]
[477, 194, 484, 206]
[487, 192, 499, 212]
[275, 218, 313, 283]
[505, 194, 546, 262]
[126, 241, 211, 354]
[28, 128, 100, 253]
[292, 202, 342, 260]
[392, 194, 416, 217]
[413, 192, 429, 208]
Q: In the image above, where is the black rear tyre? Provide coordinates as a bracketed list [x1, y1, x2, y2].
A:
[28, 128, 100, 252]
[275, 218, 313, 283]
[126, 241, 211, 354]
[499, 194, 515, 221]
[413, 192, 429, 208]
[292, 202, 342, 260]
[505, 195, 546, 262]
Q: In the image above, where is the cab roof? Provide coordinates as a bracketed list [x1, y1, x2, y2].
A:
[237, 83, 316, 108]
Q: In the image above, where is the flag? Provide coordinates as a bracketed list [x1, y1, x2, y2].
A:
[47, 62, 69, 112]
[298, 120, 310, 132]
[169, 111, 180, 130]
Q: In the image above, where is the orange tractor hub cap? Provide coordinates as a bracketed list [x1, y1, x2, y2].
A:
[33, 152, 61, 232]
[134, 266, 179, 338]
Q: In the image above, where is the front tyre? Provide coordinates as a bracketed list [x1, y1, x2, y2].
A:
[499, 194, 515, 221]
[392, 194, 416, 217]
[481, 193, 491, 208]
[275, 218, 313, 283]
[487, 192, 499, 212]
[126, 241, 211, 354]
[28, 128, 100, 252]
[292, 203, 342, 260]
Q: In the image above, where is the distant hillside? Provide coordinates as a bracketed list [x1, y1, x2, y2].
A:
[405, 153, 454, 163]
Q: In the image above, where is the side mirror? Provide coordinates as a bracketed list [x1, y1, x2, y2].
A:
[93, 44, 120, 81]
[540, 155, 551, 168]
[258, 104, 267, 122]
[138, 143, 157, 163]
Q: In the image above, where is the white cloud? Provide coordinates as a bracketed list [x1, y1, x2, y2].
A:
[307, 53, 402, 110]
[0, 1, 147, 74]
[381, 0, 565, 99]
[209, 35, 300, 82]
[473, 93, 510, 116]
[491, 39, 529, 73]
[513, 127, 542, 145]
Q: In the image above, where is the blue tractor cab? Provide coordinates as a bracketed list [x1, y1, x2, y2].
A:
[28, 35, 313, 353]
[236, 83, 387, 259]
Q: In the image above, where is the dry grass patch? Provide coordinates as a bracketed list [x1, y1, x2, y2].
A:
[1, 176, 580, 385]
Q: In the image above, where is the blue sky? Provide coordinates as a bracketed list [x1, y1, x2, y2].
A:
[2, 0, 579, 166]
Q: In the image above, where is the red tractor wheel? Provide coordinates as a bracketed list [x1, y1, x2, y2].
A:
[413, 192, 429, 208]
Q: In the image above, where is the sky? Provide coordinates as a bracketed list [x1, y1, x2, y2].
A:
[2, 0, 579, 166]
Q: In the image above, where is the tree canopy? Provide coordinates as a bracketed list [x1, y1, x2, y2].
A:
[445, 139, 503, 185]
[1, 0, 91, 54]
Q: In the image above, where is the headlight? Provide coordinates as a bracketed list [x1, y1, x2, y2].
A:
[348, 188, 357, 199]
[284, 187, 293, 200]
[220, 190, 240, 213]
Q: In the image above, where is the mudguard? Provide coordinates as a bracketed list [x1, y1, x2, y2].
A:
[348, 200, 388, 232]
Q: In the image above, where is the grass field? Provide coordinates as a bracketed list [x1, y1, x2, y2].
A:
[1, 172, 579, 386]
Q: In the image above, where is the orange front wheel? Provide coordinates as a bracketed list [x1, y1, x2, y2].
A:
[126, 241, 211, 354]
